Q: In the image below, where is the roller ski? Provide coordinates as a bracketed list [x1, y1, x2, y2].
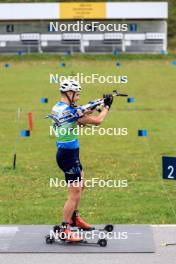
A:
[45, 211, 113, 247]
[52, 210, 114, 233]
[45, 222, 108, 247]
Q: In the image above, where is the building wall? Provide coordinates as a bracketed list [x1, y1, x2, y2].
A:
[0, 1, 168, 54]
[0, 19, 167, 54]
[0, 20, 167, 34]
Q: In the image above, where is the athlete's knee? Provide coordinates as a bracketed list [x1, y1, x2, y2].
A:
[69, 187, 81, 201]
[70, 193, 81, 204]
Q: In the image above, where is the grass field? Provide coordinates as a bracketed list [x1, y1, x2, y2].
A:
[0, 54, 176, 224]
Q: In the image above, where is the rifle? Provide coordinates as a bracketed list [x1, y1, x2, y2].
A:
[45, 90, 128, 127]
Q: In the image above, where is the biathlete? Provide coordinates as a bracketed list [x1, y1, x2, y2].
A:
[52, 79, 113, 242]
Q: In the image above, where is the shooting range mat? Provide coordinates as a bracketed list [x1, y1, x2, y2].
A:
[0, 225, 155, 253]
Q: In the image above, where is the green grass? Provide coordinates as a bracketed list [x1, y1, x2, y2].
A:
[0, 53, 176, 62]
[0, 55, 176, 224]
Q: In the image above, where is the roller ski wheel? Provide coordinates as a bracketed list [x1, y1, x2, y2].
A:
[53, 225, 68, 240]
[45, 234, 54, 244]
[104, 224, 113, 232]
[97, 239, 107, 247]
[53, 225, 61, 233]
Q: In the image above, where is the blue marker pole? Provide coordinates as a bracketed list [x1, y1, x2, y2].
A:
[138, 130, 148, 137]
[41, 98, 48, 104]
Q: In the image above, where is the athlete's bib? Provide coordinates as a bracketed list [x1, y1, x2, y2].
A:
[52, 101, 80, 149]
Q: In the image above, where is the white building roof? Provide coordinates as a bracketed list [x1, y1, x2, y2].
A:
[0, 2, 168, 20]
[107, 2, 168, 19]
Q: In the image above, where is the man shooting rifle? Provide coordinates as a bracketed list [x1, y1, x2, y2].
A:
[50, 79, 127, 241]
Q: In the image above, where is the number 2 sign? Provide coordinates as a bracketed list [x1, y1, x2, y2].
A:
[162, 157, 176, 180]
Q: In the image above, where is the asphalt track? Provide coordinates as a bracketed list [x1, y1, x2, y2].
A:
[0, 225, 154, 253]
[0, 225, 175, 264]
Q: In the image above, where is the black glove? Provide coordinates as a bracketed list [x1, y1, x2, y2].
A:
[104, 94, 113, 109]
